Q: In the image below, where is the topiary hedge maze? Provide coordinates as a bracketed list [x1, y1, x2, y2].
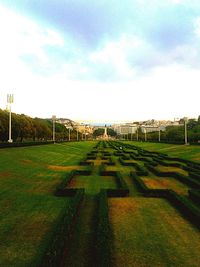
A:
[37, 141, 200, 266]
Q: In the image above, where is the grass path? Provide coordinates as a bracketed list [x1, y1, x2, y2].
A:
[61, 195, 97, 267]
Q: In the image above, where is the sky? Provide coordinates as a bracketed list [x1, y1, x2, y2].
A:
[0, 0, 200, 123]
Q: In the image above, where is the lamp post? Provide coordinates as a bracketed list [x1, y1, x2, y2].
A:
[136, 127, 139, 141]
[7, 94, 14, 143]
[184, 117, 188, 145]
[68, 128, 71, 141]
[52, 115, 56, 143]
[84, 125, 86, 140]
[158, 125, 161, 142]
[77, 128, 79, 141]
[144, 128, 147, 142]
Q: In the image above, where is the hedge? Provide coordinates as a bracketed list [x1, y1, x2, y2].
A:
[55, 169, 92, 196]
[99, 166, 129, 196]
[39, 189, 85, 267]
[96, 190, 112, 267]
[188, 190, 200, 207]
[145, 164, 200, 188]
[131, 172, 200, 229]
[0, 140, 54, 148]
[166, 191, 200, 229]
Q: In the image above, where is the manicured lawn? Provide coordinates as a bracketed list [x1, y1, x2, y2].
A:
[109, 197, 200, 267]
[124, 141, 200, 162]
[156, 165, 188, 176]
[0, 141, 96, 267]
[141, 175, 189, 195]
[68, 174, 117, 195]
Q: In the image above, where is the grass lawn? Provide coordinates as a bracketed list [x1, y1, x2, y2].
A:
[68, 174, 117, 195]
[155, 165, 188, 176]
[124, 141, 200, 162]
[0, 141, 96, 267]
[109, 197, 200, 267]
[141, 175, 189, 195]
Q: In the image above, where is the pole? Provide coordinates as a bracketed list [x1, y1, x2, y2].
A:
[144, 129, 147, 142]
[53, 120, 55, 143]
[8, 104, 12, 142]
[184, 119, 188, 145]
[52, 115, 56, 144]
[7, 94, 14, 143]
[77, 129, 79, 141]
[158, 126, 161, 142]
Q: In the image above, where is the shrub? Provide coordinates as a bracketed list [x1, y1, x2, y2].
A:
[96, 190, 112, 267]
[188, 190, 200, 207]
[39, 189, 85, 267]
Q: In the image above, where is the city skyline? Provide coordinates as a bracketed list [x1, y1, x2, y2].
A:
[0, 1, 200, 121]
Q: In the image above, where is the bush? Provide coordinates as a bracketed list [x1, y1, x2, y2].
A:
[189, 190, 200, 207]
[39, 189, 85, 267]
[96, 190, 112, 267]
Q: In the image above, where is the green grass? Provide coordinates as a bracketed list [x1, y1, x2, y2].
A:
[0, 141, 96, 267]
[124, 141, 200, 162]
[141, 175, 189, 195]
[1, 140, 200, 266]
[68, 174, 117, 195]
[109, 197, 200, 267]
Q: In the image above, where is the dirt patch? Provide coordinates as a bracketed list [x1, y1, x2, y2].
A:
[142, 178, 168, 189]
[0, 171, 12, 178]
[20, 159, 33, 164]
[47, 165, 81, 171]
[68, 179, 85, 188]
[109, 198, 138, 217]
[192, 156, 200, 162]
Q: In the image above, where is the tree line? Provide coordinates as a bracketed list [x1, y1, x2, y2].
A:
[0, 109, 77, 142]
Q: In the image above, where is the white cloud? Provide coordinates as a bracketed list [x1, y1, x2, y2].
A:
[0, 3, 200, 122]
[0, 6, 64, 64]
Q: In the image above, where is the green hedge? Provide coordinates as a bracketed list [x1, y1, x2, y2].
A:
[131, 172, 148, 193]
[0, 140, 54, 148]
[131, 172, 200, 228]
[96, 190, 112, 267]
[39, 189, 85, 267]
[55, 171, 76, 195]
[99, 167, 129, 196]
[188, 190, 200, 207]
[166, 191, 200, 230]
[145, 164, 200, 188]
[55, 169, 92, 196]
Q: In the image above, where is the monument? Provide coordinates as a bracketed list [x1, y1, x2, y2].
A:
[103, 124, 108, 139]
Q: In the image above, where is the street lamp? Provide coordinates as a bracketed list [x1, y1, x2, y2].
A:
[144, 128, 147, 142]
[77, 128, 79, 141]
[84, 125, 86, 140]
[7, 94, 14, 143]
[52, 115, 56, 143]
[158, 125, 161, 142]
[68, 128, 71, 141]
[184, 117, 188, 145]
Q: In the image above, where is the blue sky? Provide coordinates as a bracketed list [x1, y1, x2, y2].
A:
[0, 0, 200, 122]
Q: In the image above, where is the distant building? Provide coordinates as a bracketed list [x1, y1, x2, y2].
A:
[113, 123, 138, 135]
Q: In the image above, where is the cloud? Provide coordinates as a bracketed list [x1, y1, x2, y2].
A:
[1, 1, 200, 121]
